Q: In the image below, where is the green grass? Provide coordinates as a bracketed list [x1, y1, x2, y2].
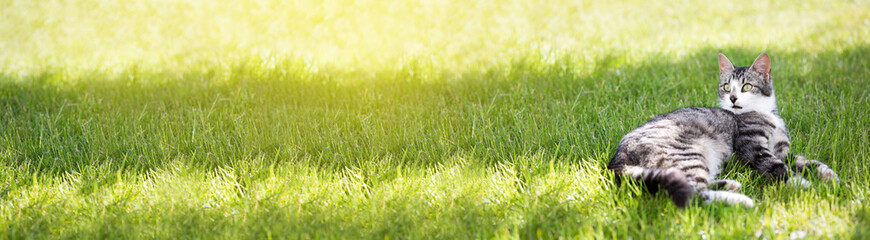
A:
[1, 0, 870, 238]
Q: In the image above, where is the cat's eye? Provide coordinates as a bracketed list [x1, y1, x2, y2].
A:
[722, 83, 731, 91]
[742, 84, 752, 92]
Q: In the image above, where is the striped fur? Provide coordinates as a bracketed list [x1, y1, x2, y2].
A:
[608, 53, 838, 208]
[608, 107, 746, 208]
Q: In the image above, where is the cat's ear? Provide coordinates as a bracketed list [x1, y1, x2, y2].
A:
[749, 52, 771, 77]
[718, 53, 735, 75]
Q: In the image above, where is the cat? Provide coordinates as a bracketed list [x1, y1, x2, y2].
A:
[607, 53, 838, 208]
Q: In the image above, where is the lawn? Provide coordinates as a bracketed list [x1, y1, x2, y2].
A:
[1, 0, 869, 238]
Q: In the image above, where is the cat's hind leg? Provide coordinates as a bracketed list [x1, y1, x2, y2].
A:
[710, 179, 742, 192]
[670, 152, 754, 207]
[699, 190, 754, 207]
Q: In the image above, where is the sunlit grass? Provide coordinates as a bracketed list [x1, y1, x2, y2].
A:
[3, 0, 868, 74]
[1, 0, 869, 238]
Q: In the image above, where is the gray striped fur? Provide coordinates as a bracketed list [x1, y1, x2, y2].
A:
[608, 53, 838, 208]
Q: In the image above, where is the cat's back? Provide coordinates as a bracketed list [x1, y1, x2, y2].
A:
[652, 107, 737, 129]
[610, 107, 738, 170]
[624, 107, 737, 140]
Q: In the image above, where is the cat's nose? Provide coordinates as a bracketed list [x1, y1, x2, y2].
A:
[730, 96, 737, 103]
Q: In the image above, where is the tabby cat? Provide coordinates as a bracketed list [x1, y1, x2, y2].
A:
[607, 53, 838, 208]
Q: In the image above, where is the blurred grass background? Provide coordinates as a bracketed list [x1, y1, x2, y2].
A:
[1, 0, 869, 238]
[3, 0, 867, 73]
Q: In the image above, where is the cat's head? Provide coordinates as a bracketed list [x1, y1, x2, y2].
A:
[717, 53, 777, 114]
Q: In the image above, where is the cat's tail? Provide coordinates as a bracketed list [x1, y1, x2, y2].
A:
[616, 165, 693, 208]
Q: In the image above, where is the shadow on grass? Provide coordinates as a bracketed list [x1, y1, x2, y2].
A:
[0, 45, 868, 191]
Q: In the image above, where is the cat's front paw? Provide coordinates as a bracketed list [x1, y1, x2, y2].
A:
[816, 165, 840, 182]
[799, 157, 840, 183]
[787, 175, 810, 188]
[765, 162, 789, 180]
[711, 179, 742, 192]
[701, 190, 754, 208]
